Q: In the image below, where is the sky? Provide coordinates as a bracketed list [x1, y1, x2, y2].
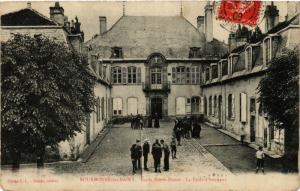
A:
[0, 1, 288, 43]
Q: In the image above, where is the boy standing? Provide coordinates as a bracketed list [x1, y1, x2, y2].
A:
[255, 146, 265, 173]
[170, 138, 177, 159]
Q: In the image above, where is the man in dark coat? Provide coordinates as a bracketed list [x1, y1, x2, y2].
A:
[160, 139, 170, 171]
[143, 139, 150, 171]
[154, 113, 160, 128]
[192, 120, 202, 138]
[151, 139, 162, 172]
[136, 140, 142, 169]
[130, 140, 138, 174]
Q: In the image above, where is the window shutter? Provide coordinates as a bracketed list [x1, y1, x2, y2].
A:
[172, 67, 176, 83]
[122, 67, 127, 84]
[200, 97, 203, 113]
[110, 67, 113, 83]
[232, 94, 235, 118]
[137, 67, 141, 84]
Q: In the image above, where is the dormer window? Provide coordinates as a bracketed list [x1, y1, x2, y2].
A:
[221, 60, 228, 76]
[245, 46, 253, 70]
[111, 47, 123, 58]
[189, 47, 201, 58]
[263, 38, 271, 65]
[205, 67, 210, 82]
[211, 64, 218, 79]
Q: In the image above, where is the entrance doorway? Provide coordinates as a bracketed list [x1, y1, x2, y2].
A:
[250, 116, 256, 142]
[151, 97, 162, 119]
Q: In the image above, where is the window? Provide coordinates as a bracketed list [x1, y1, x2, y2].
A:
[211, 64, 218, 79]
[191, 66, 200, 84]
[228, 56, 233, 75]
[250, 98, 256, 114]
[189, 47, 201, 58]
[222, 60, 228, 76]
[113, 98, 122, 115]
[263, 38, 271, 65]
[245, 47, 252, 70]
[191, 97, 200, 113]
[96, 97, 100, 122]
[101, 97, 105, 120]
[111, 47, 123, 58]
[176, 66, 186, 84]
[205, 67, 210, 82]
[176, 97, 186, 115]
[128, 97, 138, 115]
[128, 66, 137, 84]
[98, 64, 103, 77]
[151, 67, 162, 84]
[227, 94, 235, 119]
[240, 93, 247, 122]
[214, 96, 217, 117]
[204, 97, 207, 115]
[209, 96, 212, 115]
[112, 67, 122, 84]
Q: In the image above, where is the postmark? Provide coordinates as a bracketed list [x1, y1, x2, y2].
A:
[217, 0, 262, 26]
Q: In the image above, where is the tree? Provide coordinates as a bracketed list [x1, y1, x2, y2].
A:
[258, 48, 299, 172]
[1, 34, 96, 169]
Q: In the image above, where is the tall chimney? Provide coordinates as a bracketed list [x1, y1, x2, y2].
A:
[27, 2, 31, 8]
[197, 16, 204, 33]
[264, 2, 279, 32]
[99, 16, 107, 35]
[50, 2, 65, 26]
[204, 3, 213, 42]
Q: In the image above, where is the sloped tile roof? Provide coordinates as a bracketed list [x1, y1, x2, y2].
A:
[1, 8, 57, 26]
[86, 16, 228, 58]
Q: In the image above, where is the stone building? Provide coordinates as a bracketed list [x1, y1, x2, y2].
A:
[0, 2, 111, 160]
[85, 4, 227, 119]
[201, 3, 300, 155]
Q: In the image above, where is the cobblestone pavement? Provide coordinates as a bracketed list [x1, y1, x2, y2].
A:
[141, 122, 230, 178]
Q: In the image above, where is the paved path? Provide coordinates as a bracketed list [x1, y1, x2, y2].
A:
[200, 123, 283, 173]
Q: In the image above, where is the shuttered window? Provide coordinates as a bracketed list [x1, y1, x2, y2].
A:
[112, 66, 122, 84]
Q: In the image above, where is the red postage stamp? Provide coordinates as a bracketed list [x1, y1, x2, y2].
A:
[217, 0, 262, 26]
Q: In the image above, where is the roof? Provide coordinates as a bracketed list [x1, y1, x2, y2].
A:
[86, 16, 227, 58]
[1, 8, 57, 26]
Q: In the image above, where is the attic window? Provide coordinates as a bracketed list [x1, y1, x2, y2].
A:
[111, 47, 123, 58]
[189, 47, 201, 58]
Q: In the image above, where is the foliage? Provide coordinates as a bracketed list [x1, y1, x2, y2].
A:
[258, 48, 299, 130]
[1, 34, 96, 155]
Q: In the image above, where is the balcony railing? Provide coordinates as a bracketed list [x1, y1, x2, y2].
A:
[142, 81, 170, 92]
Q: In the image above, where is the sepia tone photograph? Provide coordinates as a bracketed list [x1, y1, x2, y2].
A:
[0, 1, 299, 190]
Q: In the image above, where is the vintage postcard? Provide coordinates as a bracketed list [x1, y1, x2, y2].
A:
[0, 1, 299, 191]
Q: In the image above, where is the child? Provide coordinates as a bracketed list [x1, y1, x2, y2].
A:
[170, 137, 177, 159]
[255, 146, 265, 173]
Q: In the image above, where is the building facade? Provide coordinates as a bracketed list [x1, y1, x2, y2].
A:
[0, 2, 112, 160]
[85, 4, 227, 119]
[201, 3, 300, 155]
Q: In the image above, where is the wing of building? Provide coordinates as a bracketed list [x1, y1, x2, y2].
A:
[201, 2, 300, 157]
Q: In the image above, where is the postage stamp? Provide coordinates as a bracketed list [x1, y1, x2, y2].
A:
[217, 0, 262, 26]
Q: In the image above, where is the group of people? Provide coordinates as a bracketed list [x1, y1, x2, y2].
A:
[130, 138, 174, 174]
[130, 113, 160, 129]
[173, 116, 202, 146]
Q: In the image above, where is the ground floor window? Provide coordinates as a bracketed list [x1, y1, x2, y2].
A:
[209, 96, 212, 115]
[176, 97, 186, 115]
[128, 97, 138, 115]
[113, 98, 122, 115]
[101, 97, 105, 120]
[191, 96, 200, 113]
